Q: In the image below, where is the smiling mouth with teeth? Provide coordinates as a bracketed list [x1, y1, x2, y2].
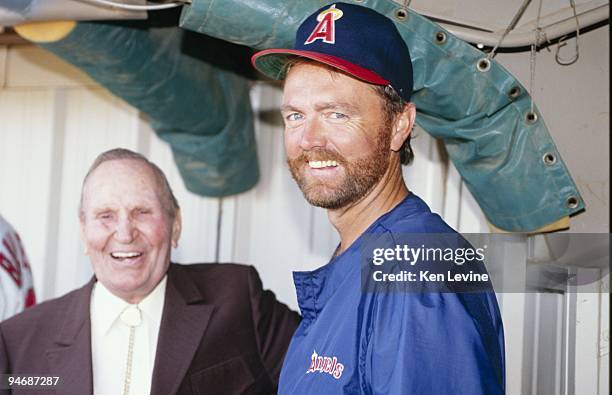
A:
[308, 160, 339, 169]
[110, 252, 143, 260]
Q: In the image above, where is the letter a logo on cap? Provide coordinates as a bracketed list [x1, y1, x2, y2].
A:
[304, 4, 344, 45]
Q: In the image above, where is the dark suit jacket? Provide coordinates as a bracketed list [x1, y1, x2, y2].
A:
[0, 263, 300, 395]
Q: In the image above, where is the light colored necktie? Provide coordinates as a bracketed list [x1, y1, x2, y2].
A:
[120, 305, 142, 395]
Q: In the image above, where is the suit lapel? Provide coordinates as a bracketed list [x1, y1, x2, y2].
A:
[151, 264, 215, 395]
[45, 279, 95, 395]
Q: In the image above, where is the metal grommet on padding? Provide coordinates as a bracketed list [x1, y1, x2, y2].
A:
[434, 31, 447, 44]
[525, 111, 538, 124]
[476, 58, 491, 72]
[543, 152, 556, 166]
[566, 196, 579, 209]
[508, 86, 521, 99]
[395, 9, 408, 20]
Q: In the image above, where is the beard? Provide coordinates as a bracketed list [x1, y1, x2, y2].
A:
[287, 126, 392, 210]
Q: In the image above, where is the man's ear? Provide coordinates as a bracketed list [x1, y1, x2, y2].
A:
[390, 102, 416, 152]
[171, 209, 182, 248]
[79, 218, 88, 255]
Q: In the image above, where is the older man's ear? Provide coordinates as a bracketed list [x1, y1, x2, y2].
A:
[390, 102, 417, 152]
[172, 209, 182, 248]
[79, 219, 89, 255]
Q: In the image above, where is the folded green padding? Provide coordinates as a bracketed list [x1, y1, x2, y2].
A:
[180, 0, 584, 232]
[41, 22, 259, 197]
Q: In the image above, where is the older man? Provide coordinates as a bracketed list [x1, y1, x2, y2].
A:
[252, 3, 505, 394]
[0, 148, 299, 395]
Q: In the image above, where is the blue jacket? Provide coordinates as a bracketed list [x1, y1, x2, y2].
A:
[279, 193, 505, 394]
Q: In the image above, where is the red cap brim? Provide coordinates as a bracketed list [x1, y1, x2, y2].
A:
[251, 48, 389, 85]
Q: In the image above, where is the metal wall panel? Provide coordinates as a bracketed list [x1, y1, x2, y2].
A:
[598, 276, 610, 395]
[0, 46, 6, 86]
[6, 45, 93, 88]
[0, 87, 55, 300]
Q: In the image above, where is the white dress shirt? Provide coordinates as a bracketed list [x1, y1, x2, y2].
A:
[90, 276, 167, 395]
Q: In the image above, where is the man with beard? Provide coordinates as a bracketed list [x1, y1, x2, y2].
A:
[252, 3, 505, 394]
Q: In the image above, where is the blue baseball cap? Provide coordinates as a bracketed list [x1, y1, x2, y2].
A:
[251, 2, 413, 101]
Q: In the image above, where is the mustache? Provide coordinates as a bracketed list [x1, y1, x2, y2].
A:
[290, 148, 346, 164]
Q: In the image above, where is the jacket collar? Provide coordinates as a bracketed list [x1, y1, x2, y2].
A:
[292, 194, 424, 322]
[46, 277, 96, 395]
[150, 263, 215, 395]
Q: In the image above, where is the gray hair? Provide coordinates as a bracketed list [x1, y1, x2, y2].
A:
[79, 148, 180, 220]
